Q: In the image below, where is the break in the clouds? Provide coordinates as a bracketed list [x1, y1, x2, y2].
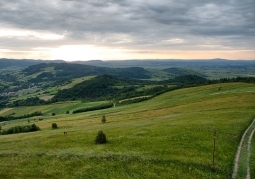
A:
[0, 0, 255, 60]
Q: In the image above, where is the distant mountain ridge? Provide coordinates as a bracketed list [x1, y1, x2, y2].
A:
[2, 58, 255, 70]
[22, 63, 151, 81]
[0, 58, 65, 69]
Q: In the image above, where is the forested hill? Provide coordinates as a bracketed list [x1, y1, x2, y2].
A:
[22, 63, 150, 81]
[52, 74, 209, 102]
[52, 75, 151, 101]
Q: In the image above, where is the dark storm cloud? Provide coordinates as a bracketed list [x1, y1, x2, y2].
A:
[0, 0, 254, 51]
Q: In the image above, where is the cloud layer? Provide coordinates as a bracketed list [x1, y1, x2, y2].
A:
[0, 0, 255, 60]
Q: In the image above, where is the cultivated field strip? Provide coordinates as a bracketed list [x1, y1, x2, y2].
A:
[232, 118, 255, 179]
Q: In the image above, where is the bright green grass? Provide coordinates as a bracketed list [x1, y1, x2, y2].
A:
[0, 82, 255, 178]
[59, 75, 96, 90]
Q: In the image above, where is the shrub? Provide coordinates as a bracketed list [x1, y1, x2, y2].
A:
[66, 111, 69, 114]
[95, 130, 107, 144]
[31, 124, 40, 131]
[52, 123, 58, 129]
[52, 113, 56, 116]
[102, 115, 106, 123]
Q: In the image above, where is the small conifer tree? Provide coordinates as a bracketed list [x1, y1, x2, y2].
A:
[101, 115, 106, 123]
[95, 130, 107, 144]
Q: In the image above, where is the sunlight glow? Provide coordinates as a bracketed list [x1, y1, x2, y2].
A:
[0, 28, 64, 40]
[53, 45, 103, 61]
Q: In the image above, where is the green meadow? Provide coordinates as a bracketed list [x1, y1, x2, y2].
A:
[0, 82, 255, 178]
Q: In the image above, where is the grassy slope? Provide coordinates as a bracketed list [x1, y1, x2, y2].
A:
[0, 82, 255, 178]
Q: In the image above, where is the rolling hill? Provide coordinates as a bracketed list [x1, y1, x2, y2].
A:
[0, 82, 255, 178]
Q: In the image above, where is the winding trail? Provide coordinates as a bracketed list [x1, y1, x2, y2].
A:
[232, 119, 255, 179]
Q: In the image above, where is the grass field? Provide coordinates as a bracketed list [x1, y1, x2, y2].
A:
[0, 82, 255, 178]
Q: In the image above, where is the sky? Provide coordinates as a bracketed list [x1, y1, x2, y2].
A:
[0, 0, 255, 61]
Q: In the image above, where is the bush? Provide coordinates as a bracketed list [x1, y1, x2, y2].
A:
[66, 111, 69, 114]
[52, 113, 56, 116]
[52, 123, 58, 129]
[31, 124, 40, 131]
[95, 130, 107, 144]
[102, 115, 106, 123]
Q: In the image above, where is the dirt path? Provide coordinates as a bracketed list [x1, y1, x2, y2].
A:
[232, 119, 255, 179]
[246, 128, 255, 179]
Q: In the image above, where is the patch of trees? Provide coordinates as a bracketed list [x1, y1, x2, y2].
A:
[22, 63, 51, 75]
[115, 85, 181, 101]
[0, 80, 31, 94]
[73, 103, 114, 114]
[29, 72, 54, 83]
[165, 75, 208, 85]
[8, 97, 46, 107]
[0, 96, 9, 109]
[1, 124, 40, 135]
[0, 111, 42, 122]
[208, 76, 255, 84]
[0, 73, 17, 83]
[52, 75, 157, 101]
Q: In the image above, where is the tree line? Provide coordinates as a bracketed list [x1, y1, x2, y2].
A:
[72, 103, 114, 114]
[1, 124, 40, 135]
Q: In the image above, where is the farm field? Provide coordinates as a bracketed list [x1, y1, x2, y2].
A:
[0, 82, 255, 178]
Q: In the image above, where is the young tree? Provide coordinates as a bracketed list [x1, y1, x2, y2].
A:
[95, 130, 107, 144]
[52, 123, 58, 129]
[101, 115, 106, 123]
[52, 112, 56, 116]
[31, 124, 40, 131]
